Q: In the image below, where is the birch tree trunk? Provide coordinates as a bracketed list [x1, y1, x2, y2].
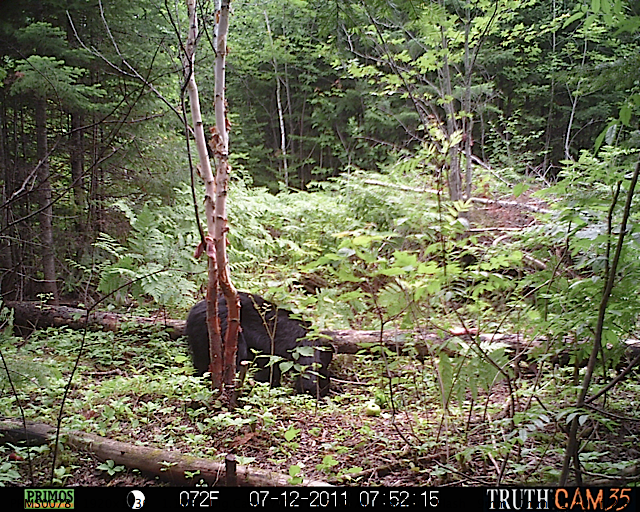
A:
[264, 10, 288, 187]
[212, 0, 240, 392]
[183, 0, 238, 396]
[564, 39, 588, 161]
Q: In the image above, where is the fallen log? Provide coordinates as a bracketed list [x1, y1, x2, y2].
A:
[362, 179, 552, 214]
[7, 301, 449, 351]
[5, 301, 527, 355]
[0, 419, 330, 487]
[8, 301, 639, 361]
[7, 301, 185, 339]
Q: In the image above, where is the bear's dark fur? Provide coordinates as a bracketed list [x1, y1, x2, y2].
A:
[186, 292, 332, 397]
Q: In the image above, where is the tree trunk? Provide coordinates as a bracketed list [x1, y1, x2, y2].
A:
[213, 0, 240, 392]
[439, 34, 461, 201]
[34, 97, 58, 304]
[462, 16, 473, 201]
[69, 111, 88, 266]
[184, 0, 239, 396]
[0, 96, 15, 298]
[264, 10, 288, 187]
[70, 112, 86, 225]
[542, 0, 557, 173]
[184, 0, 224, 392]
[89, 110, 102, 237]
[564, 39, 588, 161]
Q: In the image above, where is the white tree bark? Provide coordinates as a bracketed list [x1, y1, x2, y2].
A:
[264, 10, 288, 187]
[184, 0, 216, 240]
[184, 0, 226, 392]
[212, 0, 240, 393]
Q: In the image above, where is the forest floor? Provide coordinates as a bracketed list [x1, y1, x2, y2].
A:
[11, 360, 640, 488]
[5, 199, 640, 488]
[9, 367, 523, 487]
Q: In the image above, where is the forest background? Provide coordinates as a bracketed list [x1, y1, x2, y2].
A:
[1, 0, 640, 488]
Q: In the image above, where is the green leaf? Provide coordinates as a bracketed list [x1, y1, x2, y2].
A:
[583, 14, 597, 29]
[619, 104, 631, 126]
[284, 426, 300, 442]
[378, 267, 407, 276]
[296, 345, 316, 358]
[563, 11, 585, 28]
[352, 235, 374, 246]
[289, 465, 302, 477]
[513, 183, 530, 198]
[279, 361, 294, 373]
[322, 455, 339, 467]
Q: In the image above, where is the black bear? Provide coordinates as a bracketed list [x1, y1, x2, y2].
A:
[186, 292, 332, 397]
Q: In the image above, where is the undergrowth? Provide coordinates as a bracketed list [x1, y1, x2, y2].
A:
[2, 151, 640, 486]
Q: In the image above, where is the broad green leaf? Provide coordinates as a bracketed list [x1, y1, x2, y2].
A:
[284, 427, 300, 442]
[563, 11, 585, 28]
[619, 104, 631, 126]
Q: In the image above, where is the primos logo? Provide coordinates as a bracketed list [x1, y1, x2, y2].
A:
[24, 489, 75, 509]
